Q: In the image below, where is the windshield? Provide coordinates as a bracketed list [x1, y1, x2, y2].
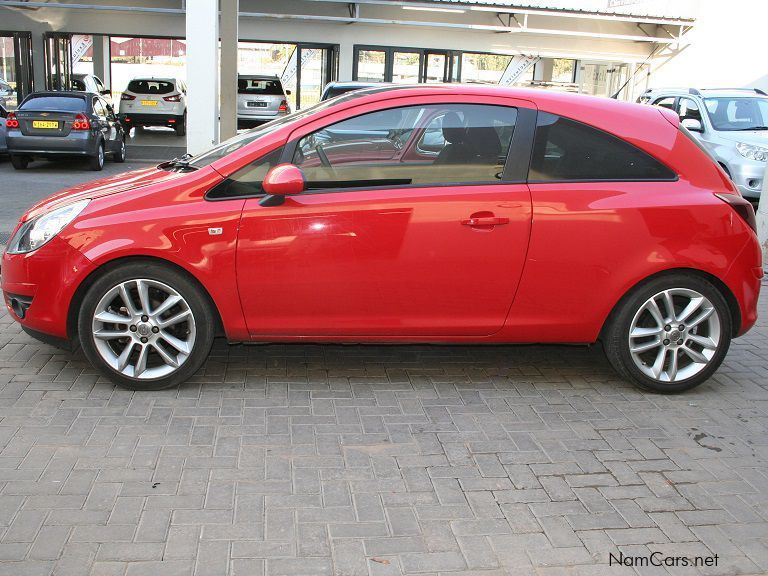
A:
[703, 97, 768, 131]
[188, 88, 389, 168]
[20, 96, 86, 112]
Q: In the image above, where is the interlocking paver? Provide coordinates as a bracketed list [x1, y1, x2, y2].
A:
[0, 279, 766, 575]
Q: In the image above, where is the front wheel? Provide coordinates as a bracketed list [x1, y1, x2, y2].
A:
[78, 262, 215, 390]
[603, 274, 732, 393]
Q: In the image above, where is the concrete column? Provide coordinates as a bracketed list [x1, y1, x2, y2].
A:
[32, 31, 47, 91]
[186, 0, 220, 154]
[220, 0, 239, 141]
[339, 42, 354, 81]
[92, 35, 111, 90]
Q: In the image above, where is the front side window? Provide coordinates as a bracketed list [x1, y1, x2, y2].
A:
[703, 97, 768, 131]
[529, 112, 675, 181]
[207, 147, 284, 199]
[292, 104, 518, 189]
[654, 96, 676, 111]
[678, 97, 702, 122]
[93, 99, 107, 118]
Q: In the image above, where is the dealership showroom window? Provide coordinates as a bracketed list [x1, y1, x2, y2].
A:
[0, 0, 767, 575]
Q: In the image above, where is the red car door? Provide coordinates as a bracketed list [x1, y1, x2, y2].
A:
[236, 98, 534, 338]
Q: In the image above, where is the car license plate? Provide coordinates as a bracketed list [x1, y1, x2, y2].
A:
[141, 100, 158, 106]
[247, 101, 267, 108]
[32, 120, 59, 129]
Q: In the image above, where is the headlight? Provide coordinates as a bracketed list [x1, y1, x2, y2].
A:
[6, 199, 90, 254]
[736, 142, 768, 162]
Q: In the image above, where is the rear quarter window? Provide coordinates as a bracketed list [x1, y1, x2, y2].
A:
[529, 112, 676, 182]
[127, 80, 175, 95]
[20, 96, 86, 112]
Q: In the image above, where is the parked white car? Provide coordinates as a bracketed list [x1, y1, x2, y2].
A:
[118, 77, 187, 136]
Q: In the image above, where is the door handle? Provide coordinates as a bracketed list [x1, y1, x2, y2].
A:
[460, 216, 509, 227]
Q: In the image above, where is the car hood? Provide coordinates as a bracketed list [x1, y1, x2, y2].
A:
[22, 165, 192, 222]
[716, 130, 768, 146]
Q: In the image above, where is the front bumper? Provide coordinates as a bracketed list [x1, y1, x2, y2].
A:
[7, 132, 96, 157]
[2, 235, 96, 340]
[728, 159, 765, 200]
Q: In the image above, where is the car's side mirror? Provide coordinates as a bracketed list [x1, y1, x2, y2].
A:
[259, 164, 306, 207]
[101, 89, 112, 97]
[681, 118, 703, 132]
[285, 89, 292, 96]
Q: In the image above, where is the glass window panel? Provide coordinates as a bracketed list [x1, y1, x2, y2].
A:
[293, 103, 518, 189]
[392, 52, 420, 84]
[529, 112, 675, 181]
[356, 50, 386, 83]
[552, 59, 576, 83]
[460, 53, 513, 85]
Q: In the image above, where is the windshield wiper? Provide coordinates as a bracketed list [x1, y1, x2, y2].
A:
[733, 126, 768, 131]
[160, 153, 198, 171]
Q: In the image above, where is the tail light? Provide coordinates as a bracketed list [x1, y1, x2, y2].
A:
[71, 113, 91, 131]
[6, 112, 19, 129]
[715, 193, 757, 233]
[278, 100, 288, 113]
[163, 94, 181, 102]
[121, 93, 136, 101]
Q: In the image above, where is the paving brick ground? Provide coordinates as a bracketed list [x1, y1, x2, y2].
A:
[0, 280, 766, 575]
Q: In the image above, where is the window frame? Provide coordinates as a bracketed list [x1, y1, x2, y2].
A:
[526, 111, 678, 184]
[279, 101, 536, 196]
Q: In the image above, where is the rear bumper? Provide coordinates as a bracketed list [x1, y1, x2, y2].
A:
[7, 132, 96, 156]
[724, 234, 763, 336]
[120, 113, 184, 127]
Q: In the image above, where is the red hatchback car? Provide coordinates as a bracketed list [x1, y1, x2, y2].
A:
[1, 85, 762, 392]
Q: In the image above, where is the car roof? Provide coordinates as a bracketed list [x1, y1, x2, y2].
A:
[326, 81, 380, 88]
[239, 74, 280, 80]
[644, 87, 767, 99]
[128, 78, 178, 83]
[26, 91, 90, 98]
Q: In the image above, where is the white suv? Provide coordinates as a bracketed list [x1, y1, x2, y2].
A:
[118, 77, 187, 136]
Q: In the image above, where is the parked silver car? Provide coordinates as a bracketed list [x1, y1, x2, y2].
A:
[0, 76, 14, 108]
[638, 87, 768, 200]
[237, 75, 291, 128]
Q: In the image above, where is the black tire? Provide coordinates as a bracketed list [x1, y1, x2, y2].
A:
[175, 113, 186, 137]
[89, 142, 105, 171]
[77, 262, 215, 390]
[603, 273, 732, 393]
[113, 137, 126, 163]
[10, 155, 29, 170]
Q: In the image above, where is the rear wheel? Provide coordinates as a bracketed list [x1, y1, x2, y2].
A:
[113, 137, 126, 163]
[175, 113, 186, 137]
[604, 274, 732, 393]
[89, 142, 105, 171]
[10, 155, 30, 170]
[78, 262, 215, 390]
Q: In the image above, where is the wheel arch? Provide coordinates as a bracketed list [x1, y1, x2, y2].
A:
[67, 255, 225, 341]
[599, 267, 741, 340]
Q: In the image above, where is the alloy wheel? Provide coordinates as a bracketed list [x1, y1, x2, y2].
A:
[628, 288, 721, 383]
[91, 279, 196, 379]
